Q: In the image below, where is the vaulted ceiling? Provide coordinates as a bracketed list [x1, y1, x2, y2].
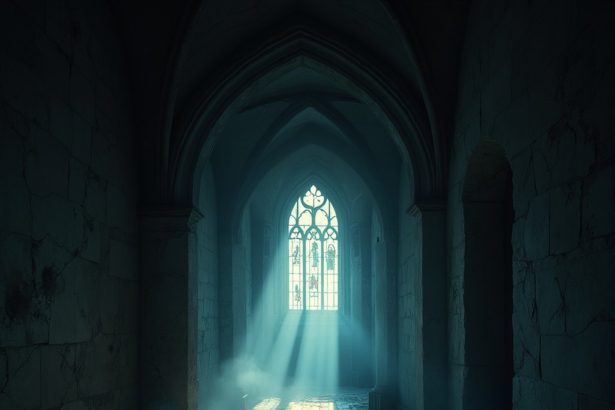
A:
[109, 0, 469, 205]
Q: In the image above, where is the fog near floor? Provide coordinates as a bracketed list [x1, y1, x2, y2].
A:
[204, 240, 345, 410]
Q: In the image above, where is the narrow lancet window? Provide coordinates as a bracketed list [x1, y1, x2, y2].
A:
[288, 185, 339, 310]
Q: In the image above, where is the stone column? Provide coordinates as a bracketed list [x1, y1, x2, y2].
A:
[408, 202, 447, 410]
[140, 206, 203, 410]
[370, 217, 398, 409]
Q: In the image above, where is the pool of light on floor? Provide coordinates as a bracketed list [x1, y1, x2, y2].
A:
[287, 401, 334, 410]
[253, 398, 335, 410]
[253, 398, 281, 410]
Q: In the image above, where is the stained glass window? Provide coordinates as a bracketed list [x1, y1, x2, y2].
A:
[288, 185, 339, 310]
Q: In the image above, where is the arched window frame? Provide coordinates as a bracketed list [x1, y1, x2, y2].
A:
[287, 185, 340, 311]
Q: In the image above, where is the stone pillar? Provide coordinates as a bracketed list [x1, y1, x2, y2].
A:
[140, 206, 203, 410]
[370, 217, 398, 409]
[409, 202, 447, 410]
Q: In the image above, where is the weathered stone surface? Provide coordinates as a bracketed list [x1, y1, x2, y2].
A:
[535, 257, 566, 335]
[49, 258, 101, 344]
[31, 194, 85, 252]
[512, 261, 540, 378]
[0, 176, 31, 235]
[542, 322, 615, 403]
[24, 127, 70, 197]
[0, 234, 51, 347]
[41, 344, 80, 408]
[513, 377, 577, 410]
[0, 2, 138, 408]
[0, 124, 24, 179]
[525, 192, 550, 260]
[68, 158, 88, 204]
[549, 183, 581, 254]
[447, 1, 615, 409]
[0, 346, 41, 410]
[582, 166, 615, 239]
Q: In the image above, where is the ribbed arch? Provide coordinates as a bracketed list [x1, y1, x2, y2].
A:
[179, 29, 440, 208]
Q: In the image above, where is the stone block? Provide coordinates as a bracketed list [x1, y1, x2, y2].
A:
[535, 257, 566, 334]
[564, 250, 615, 335]
[511, 217, 526, 260]
[35, 31, 71, 104]
[0, 50, 48, 129]
[0, 125, 24, 179]
[47, 95, 73, 148]
[79, 335, 118, 397]
[542, 322, 615, 402]
[0, 176, 32, 235]
[69, 68, 96, 125]
[32, 194, 85, 251]
[510, 147, 535, 218]
[1, 346, 41, 410]
[549, 182, 581, 254]
[513, 376, 577, 410]
[0, 99, 30, 138]
[538, 116, 596, 190]
[513, 261, 540, 378]
[41, 344, 80, 408]
[84, 171, 107, 223]
[80, 217, 102, 263]
[71, 112, 93, 164]
[582, 166, 615, 239]
[60, 400, 89, 410]
[68, 158, 87, 204]
[525, 192, 550, 260]
[49, 258, 100, 344]
[0, 233, 54, 347]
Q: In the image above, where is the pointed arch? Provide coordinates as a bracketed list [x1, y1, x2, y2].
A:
[173, 27, 441, 206]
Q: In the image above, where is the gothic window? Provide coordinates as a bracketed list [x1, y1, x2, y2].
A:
[288, 185, 339, 311]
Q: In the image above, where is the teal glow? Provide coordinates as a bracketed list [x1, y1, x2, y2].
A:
[205, 236, 341, 409]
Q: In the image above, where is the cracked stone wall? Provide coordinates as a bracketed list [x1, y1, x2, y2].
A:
[0, 1, 138, 409]
[448, 1, 615, 409]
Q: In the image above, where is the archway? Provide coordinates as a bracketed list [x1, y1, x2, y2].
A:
[461, 142, 514, 409]
[141, 28, 441, 410]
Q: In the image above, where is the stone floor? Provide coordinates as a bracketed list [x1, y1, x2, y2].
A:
[250, 388, 369, 410]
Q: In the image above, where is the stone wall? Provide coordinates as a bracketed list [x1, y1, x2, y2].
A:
[448, 0, 615, 408]
[0, 1, 138, 408]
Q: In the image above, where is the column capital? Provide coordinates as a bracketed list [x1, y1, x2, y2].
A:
[406, 201, 445, 216]
[140, 205, 204, 232]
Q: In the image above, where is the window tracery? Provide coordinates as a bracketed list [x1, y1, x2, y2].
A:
[288, 185, 338, 310]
